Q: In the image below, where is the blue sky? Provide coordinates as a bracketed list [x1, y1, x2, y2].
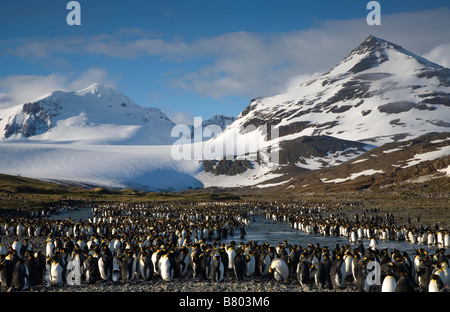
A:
[1, 0, 450, 124]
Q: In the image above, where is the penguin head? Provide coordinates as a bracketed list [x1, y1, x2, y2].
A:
[430, 274, 442, 284]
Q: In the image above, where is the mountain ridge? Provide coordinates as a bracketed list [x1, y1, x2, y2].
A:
[0, 36, 449, 192]
[0, 83, 178, 145]
[196, 35, 450, 188]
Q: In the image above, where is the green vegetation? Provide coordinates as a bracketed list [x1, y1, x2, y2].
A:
[0, 173, 240, 213]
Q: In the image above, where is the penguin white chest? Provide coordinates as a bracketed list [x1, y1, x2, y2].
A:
[246, 256, 255, 277]
[50, 262, 63, 286]
[270, 259, 289, 281]
[159, 256, 173, 281]
[381, 276, 397, 292]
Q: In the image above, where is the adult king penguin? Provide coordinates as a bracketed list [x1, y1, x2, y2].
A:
[98, 245, 113, 281]
[12, 260, 29, 291]
[269, 258, 289, 282]
[138, 251, 154, 281]
[118, 251, 136, 284]
[245, 252, 256, 277]
[395, 271, 415, 292]
[234, 254, 246, 281]
[49, 258, 64, 287]
[0, 256, 14, 288]
[330, 254, 345, 289]
[381, 271, 397, 292]
[83, 254, 99, 284]
[259, 251, 271, 277]
[159, 252, 174, 282]
[210, 254, 224, 282]
[428, 274, 444, 292]
[297, 259, 312, 289]
[226, 244, 236, 276]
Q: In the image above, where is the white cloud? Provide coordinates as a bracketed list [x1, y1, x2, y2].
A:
[168, 111, 196, 125]
[1, 8, 449, 101]
[0, 68, 117, 108]
[68, 68, 118, 91]
[170, 8, 450, 98]
[0, 73, 67, 108]
[423, 43, 450, 68]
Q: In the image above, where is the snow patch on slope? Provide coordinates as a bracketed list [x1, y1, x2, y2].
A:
[321, 169, 385, 184]
[403, 145, 450, 168]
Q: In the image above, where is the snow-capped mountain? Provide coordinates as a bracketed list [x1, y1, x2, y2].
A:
[182, 114, 237, 142]
[0, 36, 448, 192]
[201, 114, 236, 131]
[233, 35, 449, 145]
[206, 36, 450, 175]
[0, 83, 176, 145]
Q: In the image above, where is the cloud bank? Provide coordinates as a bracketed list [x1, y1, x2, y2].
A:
[0, 68, 118, 108]
[1, 8, 449, 106]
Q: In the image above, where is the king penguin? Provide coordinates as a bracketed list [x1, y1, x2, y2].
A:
[381, 271, 397, 292]
[210, 254, 224, 282]
[83, 254, 99, 284]
[11, 240, 21, 257]
[12, 259, 29, 291]
[49, 258, 64, 287]
[428, 274, 444, 292]
[98, 254, 112, 281]
[313, 261, 329, 289]
[226, 244, 236, 276]
[173, 247, 189, 279]
[432, 263, 449, 288]
[0, 239, 6, 257]
[34, 251, 46, 286]
[416, 258, 432, 291]
[0, 256, 15, 288]
[343, 251, 354, 281]
[159, 252, 174, 282]
[269, 258, 289, 282]
[259, 251, 271, 277]
[369, 236, 379, 251]
[119, 251, 136, 284]
[138, 251, 154, 281]
[234, 254, 247, 281]
[98, 245, 113, 281]
[245, 252, 256, 277]
[23, 250, 38, 288]
[297, 259, 312, 289]
[330, 254, 345, 289]
[46, 238, 55, 258]
[395, 271, 415, 292]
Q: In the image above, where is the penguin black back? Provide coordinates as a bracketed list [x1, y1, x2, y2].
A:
[234, 254, 246, 280]
[24, 251, 38, 288]
[314, 262, 329, 289]
[210, 255, 224, 282]
[34, 251, 46, 285]
[395, 272, 415, 292]
[0, 257, 14, 288]
[12, 260, 29, 291]
[84, 255, 99, 284]
[297, 260, 311, 288]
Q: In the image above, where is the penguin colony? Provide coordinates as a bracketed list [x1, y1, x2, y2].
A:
[265, 203, 450, 248]
[0, 201, 449, 292]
